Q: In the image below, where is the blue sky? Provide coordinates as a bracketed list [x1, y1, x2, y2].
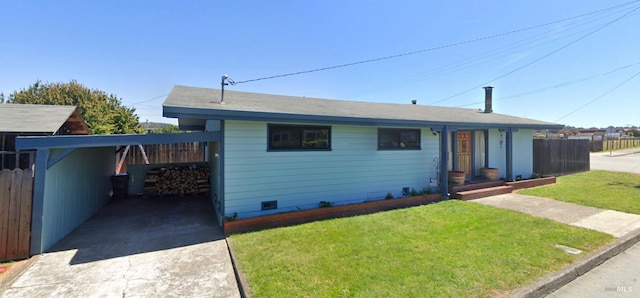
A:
[1, 0, 638, 128]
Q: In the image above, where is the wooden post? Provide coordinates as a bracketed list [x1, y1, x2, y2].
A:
[116, 145, 130, 174]
[138, 144, 149, 164]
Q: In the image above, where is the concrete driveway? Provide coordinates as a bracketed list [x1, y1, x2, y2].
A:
[1, 196, 240, 297]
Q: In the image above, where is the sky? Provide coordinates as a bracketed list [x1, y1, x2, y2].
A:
[1, 0, 639, 129]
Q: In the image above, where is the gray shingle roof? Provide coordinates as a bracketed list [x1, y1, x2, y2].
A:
[0, 104, 89, 134]
[163, 85, 563, 129]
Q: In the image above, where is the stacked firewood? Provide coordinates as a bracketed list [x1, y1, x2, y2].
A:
[144, 164, 210, 196]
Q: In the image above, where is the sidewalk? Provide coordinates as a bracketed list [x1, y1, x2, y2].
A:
[473, 193, 640, 297]
[590, 148, 640, 157]
[474, 193, 640, 237]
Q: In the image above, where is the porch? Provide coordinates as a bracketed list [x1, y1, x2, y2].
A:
[449, 176, 557, 201]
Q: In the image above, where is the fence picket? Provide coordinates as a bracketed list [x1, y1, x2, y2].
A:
[0, 168, 33, 262]
[6, 169, 22, 260]
[0, 169, 11, 261]
[17, 169, 33, 258]
[125, 142, 205, 165]
[533, 139, 590, 176]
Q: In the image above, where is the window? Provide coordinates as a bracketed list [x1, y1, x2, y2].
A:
[378, 128, 421, 150]
[268, 124, 331, 151]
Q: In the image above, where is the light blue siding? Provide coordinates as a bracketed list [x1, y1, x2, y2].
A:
[486, 129, 534, 180]
[487, 129, 507, 178]
[223, 121, 439, 219]
[41, 147, 114, 251]
[512, 129, 534, 178]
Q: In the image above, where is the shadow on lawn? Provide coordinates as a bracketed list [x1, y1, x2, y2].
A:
[606, 181, 640, 189]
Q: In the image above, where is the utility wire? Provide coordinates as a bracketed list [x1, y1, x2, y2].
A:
[232, 0, 640, 85]
[554, 69, 640, 122]
[454, 61, 640, 107]
[428, 5, 640, 105]
[128, 93, 169, 107]
[344, 11, 624, 100]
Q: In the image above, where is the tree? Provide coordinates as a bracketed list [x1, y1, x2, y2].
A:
[6, 81, 144, 134]
[149, 124, 180, 134]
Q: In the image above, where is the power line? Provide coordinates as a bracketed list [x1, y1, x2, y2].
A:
[454, 61, 640, 107]
[343, 10, 626, 100]
[232, 0, 640, 85]
[428, 5, 640, 105]
[554, 69, 640, 123]
[128, 93, 169, 107]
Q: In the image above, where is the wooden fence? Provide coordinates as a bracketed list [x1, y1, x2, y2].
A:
[597, 138, 640, 152]
[0, 168, 33, 262]
[533, 139, 590, 177]
[124, 142, 205, 165]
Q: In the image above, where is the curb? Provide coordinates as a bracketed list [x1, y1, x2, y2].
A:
[0, 255, 39, 294]
[509, 229, 640, 298]
[596, 150, 640, 157]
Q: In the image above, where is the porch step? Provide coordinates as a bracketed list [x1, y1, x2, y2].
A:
[455, 185, 513, 201]
[450, 180, 506, 193]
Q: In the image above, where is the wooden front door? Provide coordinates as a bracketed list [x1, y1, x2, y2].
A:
[457, 132, 472, 177]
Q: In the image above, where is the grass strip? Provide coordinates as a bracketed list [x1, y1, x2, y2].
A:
[230, 200, 612, 297]
[520, 170, 640, 214]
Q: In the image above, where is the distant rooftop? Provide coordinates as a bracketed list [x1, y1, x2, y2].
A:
[0, 104, 90, 134]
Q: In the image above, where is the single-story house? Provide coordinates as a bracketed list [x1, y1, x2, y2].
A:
[0, 104, 89, 170]
[14, 85, 563, 255]
[162, 85, 564, 223]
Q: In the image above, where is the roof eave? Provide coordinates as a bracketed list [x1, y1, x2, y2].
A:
[163, 105, 564, 130]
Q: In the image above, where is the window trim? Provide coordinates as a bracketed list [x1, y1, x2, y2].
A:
[377, 128, 422, 150]
[267, 124, 332, 151]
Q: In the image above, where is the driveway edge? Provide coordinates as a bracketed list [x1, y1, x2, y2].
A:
[0, 255, 39, 294]
[226, 238, 251, 298]
[509, 229, 640, 298]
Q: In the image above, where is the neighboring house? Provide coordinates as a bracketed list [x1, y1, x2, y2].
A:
[0, 104, 89, 170]
[162, 85, 563, 222]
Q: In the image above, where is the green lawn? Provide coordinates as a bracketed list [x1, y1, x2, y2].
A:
[520, 170, 640, 214]
[229, 200, 612, 297]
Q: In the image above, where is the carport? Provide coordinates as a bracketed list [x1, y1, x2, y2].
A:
[15, 132, 220, 256]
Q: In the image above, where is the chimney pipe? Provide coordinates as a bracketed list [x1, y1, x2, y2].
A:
[483, 86, 493, 113]
[411, 99, 417, 105]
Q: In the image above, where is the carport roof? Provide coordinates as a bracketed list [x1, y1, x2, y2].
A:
[163, 85, 564, 130]
[15, 131, 220, 150]
[0, 104, 90, 134]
